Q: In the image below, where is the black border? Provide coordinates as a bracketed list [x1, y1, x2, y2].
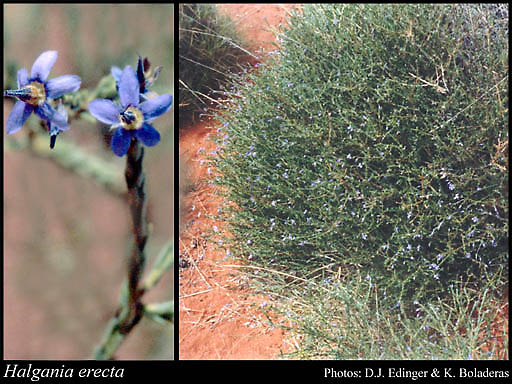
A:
[1, 360, 511, 382]
[1, 2, 511, 382]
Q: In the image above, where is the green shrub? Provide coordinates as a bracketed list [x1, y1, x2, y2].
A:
[179, 4, 250, 125]
[212, 4, 508, 306]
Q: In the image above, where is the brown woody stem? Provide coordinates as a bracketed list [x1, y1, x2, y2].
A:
[92, 138, 149, 359]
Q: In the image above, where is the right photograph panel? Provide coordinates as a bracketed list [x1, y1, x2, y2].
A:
[178, 3, 509, 361]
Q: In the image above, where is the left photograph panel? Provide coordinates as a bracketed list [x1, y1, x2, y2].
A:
[3, 3, 174, 359]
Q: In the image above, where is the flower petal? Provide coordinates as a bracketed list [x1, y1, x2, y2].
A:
[5, 101, 33, 134]
[88, 99, 121, 125]
[139, 94, 173, 122]
[119, 66, 139, 108]
[50, 104, 69, 132]
[46, 75, 81, 99]
[30, 50, 58, 82]
[111, 128, 133, 157]
[111, 66, 122, 88]
[135, 123, 160, 147]
[17, 68, 29, 88]
[35, 102, 68, 130]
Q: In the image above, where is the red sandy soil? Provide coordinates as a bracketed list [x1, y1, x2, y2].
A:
[178, 120, 291, 360]
[217, 4, 299, 53]
[478, 301, 508, 359]
[178, 4, 299, 360]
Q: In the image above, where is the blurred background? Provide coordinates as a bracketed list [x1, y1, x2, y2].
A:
[3, 4, 174, 359]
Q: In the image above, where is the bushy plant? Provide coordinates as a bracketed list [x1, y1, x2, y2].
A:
[179, 3, 250, 125]
[212, 4, 508, 306]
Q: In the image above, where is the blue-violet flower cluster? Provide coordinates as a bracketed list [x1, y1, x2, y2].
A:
[3, 50, 81, 146]
[89, 60, 172, 157]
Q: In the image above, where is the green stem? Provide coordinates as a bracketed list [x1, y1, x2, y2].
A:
[5, 132, 125, 196]
[92, 280, 138, 360]
[142, 241, 173, 292]
[144, 300, 174, 324]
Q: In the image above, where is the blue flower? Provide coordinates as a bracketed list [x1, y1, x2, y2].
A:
[111, 56, 162, 101]
[4, 50, 81, 136]
[88, 65, 172, 157]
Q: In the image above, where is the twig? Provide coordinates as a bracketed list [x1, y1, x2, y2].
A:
[180, 288, 214, 299]
[440, 75, 508, 128]
[92, 279, 137, 360]
[144, 300, 174, 324]
[178, 28, 258, 59]
[408, 71, 448, 94]
[5, 132, 125, 197]
[179, 78, 222, 105]
[142, 241, 174, 292]
[179, 237, 212, 288]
